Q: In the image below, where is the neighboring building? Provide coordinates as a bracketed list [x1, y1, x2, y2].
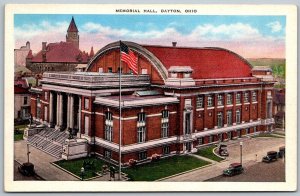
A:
[14, 41, 31, 67]
[14, 78, 31, 121]
[28, 41, 275, 165]
[274, 89, 285, 128]
[26, 17, 94, 74]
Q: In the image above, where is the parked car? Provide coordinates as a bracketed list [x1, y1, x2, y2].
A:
[278, 146, 285, 158]
[223, 163, 244, 176]
[262, 151, 278, 163]
[218, 144, 229, 156]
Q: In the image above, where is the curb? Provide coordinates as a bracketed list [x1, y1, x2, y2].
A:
[212, 147, 226, 162]
[155, 162, 214, 181]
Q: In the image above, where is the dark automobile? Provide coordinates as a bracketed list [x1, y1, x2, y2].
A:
[278, 146, 285, 158]
[223, 163, 244, 176]
[262, 151, 278, 163]
[218, 144, 229, 156]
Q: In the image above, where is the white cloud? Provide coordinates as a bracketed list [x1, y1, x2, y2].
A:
[15, 21, 285, 58]
[266, 21, 282, 33]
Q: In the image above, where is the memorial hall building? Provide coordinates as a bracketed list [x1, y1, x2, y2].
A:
[28, 41, 275, 166]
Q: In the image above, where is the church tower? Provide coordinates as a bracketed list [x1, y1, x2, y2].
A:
[66, 16, 79, 49]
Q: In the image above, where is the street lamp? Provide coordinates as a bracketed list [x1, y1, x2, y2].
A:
[240, 141, 243, 165]
[80, 167, 85, 181]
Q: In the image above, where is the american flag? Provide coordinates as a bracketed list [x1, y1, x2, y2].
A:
[120, 41, 138, 74]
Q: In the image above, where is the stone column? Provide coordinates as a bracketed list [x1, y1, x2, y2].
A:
[49, 92, 53, 126]
[56, 93, 60, 126]
[59, 93, 63, 126]
[67, 94, 70, 128]
[78, 96, 82, 138]
[70, 95, 74, 129]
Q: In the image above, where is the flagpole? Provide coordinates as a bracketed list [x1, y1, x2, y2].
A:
[118, 40, 122, 180]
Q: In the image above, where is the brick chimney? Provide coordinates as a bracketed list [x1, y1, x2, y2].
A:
[172, 42, 177, 47]
[42, 42, 47, 62]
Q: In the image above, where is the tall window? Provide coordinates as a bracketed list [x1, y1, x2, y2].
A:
[227, 94, 233, 105]
[217, 94, 223, 106]
[196, 96, 203, 108]
[161, 110, 169, 138]
[137, 113, 146, 143]
[236, 93, 241, 104]
[236, 109, 241, 124]
[207, 95, 214, 107]
[184, 113, 191, 134]
[23, 97, 28, 105]
[252, 91, 257, 102]
[217, 112, 223, 127]
[244, 92, 249, 103]
[105, 112, 113, 141]
[226, 110, 232, 126]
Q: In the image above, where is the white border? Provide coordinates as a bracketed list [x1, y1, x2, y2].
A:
[4, 4, 297, 192]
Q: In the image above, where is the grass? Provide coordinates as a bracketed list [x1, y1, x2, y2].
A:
[14, 124, 28, 141]
[195, 146, 224, 162]
[251, 133, 284, 139]
[55, 157, 106, 180]
[122, 155, 210, 181]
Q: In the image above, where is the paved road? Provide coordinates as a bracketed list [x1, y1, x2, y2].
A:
[207, 159, 285, 182]
[162, 137, 285, 181]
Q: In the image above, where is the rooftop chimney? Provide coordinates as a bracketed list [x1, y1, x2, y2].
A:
[172, 42, 177, 47]
[42, 42, 47, 51]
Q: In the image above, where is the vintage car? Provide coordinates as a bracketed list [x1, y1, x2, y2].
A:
[223, 163, 244, 176]
[218, 144, 229, 156]
[18, 162, 35, 176]
[278, 146, 285, 158]
[262, 151, 278, 163]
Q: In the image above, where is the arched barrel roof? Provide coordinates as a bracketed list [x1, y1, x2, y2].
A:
[87, 41, 253, 80]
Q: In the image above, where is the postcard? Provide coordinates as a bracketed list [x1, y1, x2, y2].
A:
[4, 4, 297, 192]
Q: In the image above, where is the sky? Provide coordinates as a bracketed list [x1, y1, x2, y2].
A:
[14, 14, 286, 58]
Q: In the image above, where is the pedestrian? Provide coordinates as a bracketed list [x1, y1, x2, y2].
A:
[110, 166, 115, 181]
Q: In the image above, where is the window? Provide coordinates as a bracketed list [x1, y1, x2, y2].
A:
[37, 97, 40, 104]
[198, 137, 203, 145]
[217, 94, 223, 106]
[163, 146, 170, 155]
[104, 150, 112, 159]
[161, 110, 169, 138]
[207, 95, 214, 107]
[138, 151, 147, 161]
[84, 98, 89, 110]
[246, 128, 250, 134]
[226, 110, 232, 126]
[252, 91, 257, 102]
[244, 92, 249, 103]
[227, 94, 232, 105]
[217, 112, 223, 127]
[108, 67, 112, 73]
[196, 96, 203, 108]
[209, 135, 214, 143]
[23, 97, 28, 105]
[254, 126, 257, 133]
[184, 113, 191, 134]
[184, 99, 191, 108]
[236, 109, 241, 124]
[236, 93, 241, 104]
[84, 116, 89, 135]
[105, 112, 113, 141]
[137, 113, 146, 143]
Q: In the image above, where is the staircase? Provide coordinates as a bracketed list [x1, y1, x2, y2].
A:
[27, 127, 69, 159]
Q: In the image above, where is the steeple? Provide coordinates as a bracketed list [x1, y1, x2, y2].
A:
[66, 16, 79, 49]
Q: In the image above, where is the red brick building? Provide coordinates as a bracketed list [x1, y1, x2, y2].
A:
[26, 17, 94, 74]
[29, 41, 275, 165]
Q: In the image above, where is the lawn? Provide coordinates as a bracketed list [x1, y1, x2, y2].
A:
[195, 146, 224, 162]
[252, 133, 284, 139]
[122, 155, 210, 181]
[54, 157, 106, 180]
[14, 124, 28, 141]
